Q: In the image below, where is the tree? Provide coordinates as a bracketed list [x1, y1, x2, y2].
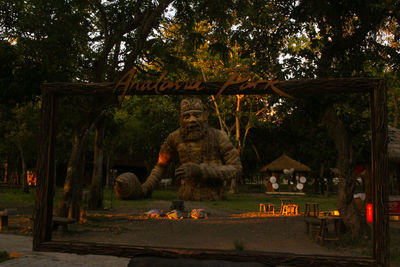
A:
[281, 0, 396, 237]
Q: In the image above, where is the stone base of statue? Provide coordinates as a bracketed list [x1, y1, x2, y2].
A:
[178, 178, 225, 201]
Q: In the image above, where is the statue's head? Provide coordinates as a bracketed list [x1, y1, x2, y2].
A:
[179, 98, 208, 141]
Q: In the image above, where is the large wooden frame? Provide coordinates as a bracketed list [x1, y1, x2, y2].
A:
[33, 77, 389, 266]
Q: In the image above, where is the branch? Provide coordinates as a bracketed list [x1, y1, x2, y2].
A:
[89, 0, 109, 38]
[123, 0, 174, 71]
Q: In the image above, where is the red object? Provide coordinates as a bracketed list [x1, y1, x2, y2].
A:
[366, 203, 373, 223]
[389, 200, 400, 214]
[355, 164, 365, 175]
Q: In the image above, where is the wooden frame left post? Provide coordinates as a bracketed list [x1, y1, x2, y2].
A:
[33, 88, 57, 250]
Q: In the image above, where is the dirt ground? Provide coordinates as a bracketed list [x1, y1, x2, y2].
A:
[13, 200, 357, 257]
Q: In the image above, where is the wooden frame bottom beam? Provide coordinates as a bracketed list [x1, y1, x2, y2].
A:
[37, 241, 376, 266]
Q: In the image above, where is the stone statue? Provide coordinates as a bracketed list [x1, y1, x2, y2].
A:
[114, 97, 242, 201]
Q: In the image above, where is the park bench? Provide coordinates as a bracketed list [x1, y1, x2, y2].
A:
[53, 217, 76, 232]
[0, 208, 18, 231]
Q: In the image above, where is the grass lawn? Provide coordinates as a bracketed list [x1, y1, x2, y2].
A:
[0, 186, 338, 213]
[0, 188, 36, 207]
[100, 187, 339, 213]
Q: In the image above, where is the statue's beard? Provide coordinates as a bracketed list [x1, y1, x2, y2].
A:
[180, 122, 207, 141]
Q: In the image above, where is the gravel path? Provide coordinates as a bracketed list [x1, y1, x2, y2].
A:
[0, 234, 130, 267]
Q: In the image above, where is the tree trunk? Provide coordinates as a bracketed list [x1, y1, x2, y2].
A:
[88, 116, 105, 210]
[316, 163, 325, 194]
[393, 93, 399, 128]
[105, 154, 111, 188]
[16, 135, 29, 193]
[57, 94, 114, 219]
[364, 165, 373, 204]
[229, 95, 244, 193]
[322, 106, 369, 237]
[70, 151, 85, 220]
[211, 95, 228, 134]
[57, 126, 89, 219]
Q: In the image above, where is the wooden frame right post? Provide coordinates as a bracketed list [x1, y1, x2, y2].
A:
[370, 80, 389, 266]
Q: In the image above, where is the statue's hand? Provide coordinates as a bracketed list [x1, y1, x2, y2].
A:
[175, 163, 202, 181]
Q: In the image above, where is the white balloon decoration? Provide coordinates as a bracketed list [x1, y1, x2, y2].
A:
[269, 176, 277, 183]
[272, 183, 279, 190]
[299, 176, 307, 184]
[296, 183, 304, 190]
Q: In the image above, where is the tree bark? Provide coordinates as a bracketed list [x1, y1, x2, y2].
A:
[364, 165, 373, 204]
[57, 124, 89, 219]
[105, 153, 111, 188]
[317, 162, 325, 194]
[393, 93, 399, 128]
[16, 135, 29, 193]
[57, 95, 114, 219]
[322, 106, 368, 237]
[88, 115, 105, 210]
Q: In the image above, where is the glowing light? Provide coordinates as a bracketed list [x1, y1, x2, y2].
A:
[333, 210, 340, 216]
[158, 153, 171, 166]
[367, 203, 373, 223]
[26, 171, 37, 186]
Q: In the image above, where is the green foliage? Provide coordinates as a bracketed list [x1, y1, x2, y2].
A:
[0, 101, 41, 181]
[0, 0, 399, 224]
[233, 240, 245, 251]
[0, 188, 35, 206]
[109, 95, 181, 166]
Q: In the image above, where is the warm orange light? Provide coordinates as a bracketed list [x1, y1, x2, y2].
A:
[333, 210, 340, 216]
[158, 153, 171, 166]
[367, 203, 373, 223]
[26, 171, 37, 186]
[79, 208, 87, 223]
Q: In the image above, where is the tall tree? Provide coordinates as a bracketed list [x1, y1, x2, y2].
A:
[83, 0, 175, 211]
[283, 0, 396, 236]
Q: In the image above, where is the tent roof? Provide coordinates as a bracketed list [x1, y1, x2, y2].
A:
[260, 154, 311, 172]
[389, 126, 400, 163]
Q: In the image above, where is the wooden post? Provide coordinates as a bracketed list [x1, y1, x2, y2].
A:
[370, 80, 389, 266]
[33, 89, 57, 250]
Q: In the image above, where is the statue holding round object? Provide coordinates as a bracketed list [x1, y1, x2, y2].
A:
[114, 98, 243, 201]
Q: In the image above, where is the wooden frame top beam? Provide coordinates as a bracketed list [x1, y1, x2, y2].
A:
[42, 77, 383, 96]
